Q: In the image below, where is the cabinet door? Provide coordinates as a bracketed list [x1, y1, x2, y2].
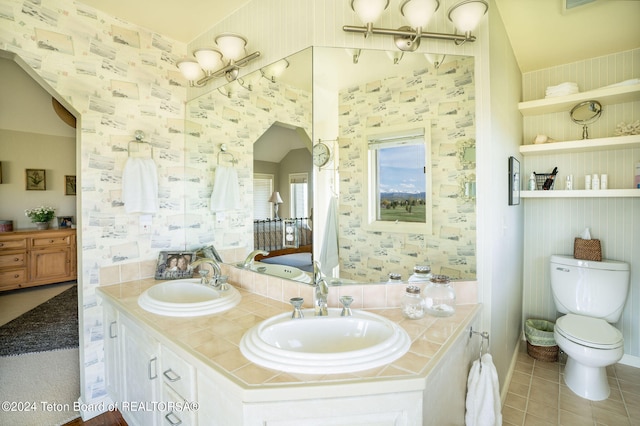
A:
[120, 317, 160, 426]
[103, 302, 121, 402]
[30, 247, 72, 284]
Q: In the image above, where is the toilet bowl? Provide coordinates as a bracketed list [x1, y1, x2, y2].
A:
[549, 255, 629, 401]
[554, 313, 624, 401]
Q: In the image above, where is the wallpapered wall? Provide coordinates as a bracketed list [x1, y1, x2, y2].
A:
[184, 67, 312, 259]
[338, 56, 477, 282]
[0, 0, 187, 402]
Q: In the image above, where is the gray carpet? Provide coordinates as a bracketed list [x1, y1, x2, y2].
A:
[0, 285, 78, 357]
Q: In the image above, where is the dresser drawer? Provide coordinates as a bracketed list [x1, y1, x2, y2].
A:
[0, 252, 26, 269]
[0, 268, 27, 288]
[31, 235, 72, 248]
[161, 345, 195, 400]
[0, 238, 27, 251]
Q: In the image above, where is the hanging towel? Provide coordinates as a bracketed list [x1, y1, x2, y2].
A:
[465, 353, 502, 426]
[122, 157, 158, 214]
[210, 166, 241, 212]
[319, 196, 339, 277]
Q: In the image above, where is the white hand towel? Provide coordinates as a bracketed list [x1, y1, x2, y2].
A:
[210, 166, 241, 212]
[122, 157, 158, 214]
[465, 353, 502, 426]
[319, 197, 339, 276]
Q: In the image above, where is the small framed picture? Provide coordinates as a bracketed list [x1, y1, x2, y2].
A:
[65, 175, 76, 196]
[26, 169, 46, 190]
[508, 156, 520, 206]
[57, 216, 73, 228]
[155, 251, 196, 280]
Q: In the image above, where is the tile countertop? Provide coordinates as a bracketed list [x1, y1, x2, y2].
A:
[97, 276, 481, 401]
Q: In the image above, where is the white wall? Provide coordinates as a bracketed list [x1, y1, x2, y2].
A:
[521, 48, 640, 359]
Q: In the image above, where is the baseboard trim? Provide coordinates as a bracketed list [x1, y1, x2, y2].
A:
[620, 354, 640, 369]
[77, 395, 112, 421]
[500, 333, 523, 406]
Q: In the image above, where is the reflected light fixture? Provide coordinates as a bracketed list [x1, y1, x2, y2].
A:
[177, 33, 261, 87]
[268, 191, 284, 219]
[260, 59, 289, 83]
[343, 0, 488, 51]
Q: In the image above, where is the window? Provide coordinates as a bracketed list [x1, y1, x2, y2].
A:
[365, 125, 432, 234]
[253, 173, 273, 220]
[289, 173, 308, 218]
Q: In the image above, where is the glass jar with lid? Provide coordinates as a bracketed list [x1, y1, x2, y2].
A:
[423, 274, 456, 317]
[401, 285, 425, 319]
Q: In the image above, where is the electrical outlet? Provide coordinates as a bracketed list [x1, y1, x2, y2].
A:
[139, 214, 152, 234]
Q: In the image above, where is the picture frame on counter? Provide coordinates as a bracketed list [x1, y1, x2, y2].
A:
[26, 169, 46, 191]
[154, 251, 196, 280]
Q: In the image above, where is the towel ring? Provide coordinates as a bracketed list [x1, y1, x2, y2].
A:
[217, 143, 238, 165]
[128, 131, 153, 158]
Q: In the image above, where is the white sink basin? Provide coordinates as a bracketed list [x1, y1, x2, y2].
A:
[138, 279, 241, 317]
[240, 309, 411, 374]
[251, 262, 312, 284]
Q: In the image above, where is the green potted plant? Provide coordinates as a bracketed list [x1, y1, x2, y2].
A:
[25, 206, 56, 230]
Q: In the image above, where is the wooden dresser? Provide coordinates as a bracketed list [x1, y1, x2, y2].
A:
[0, 228, 77, 291]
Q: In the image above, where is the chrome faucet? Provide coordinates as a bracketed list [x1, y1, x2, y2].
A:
[313, 261, 329, 316]
[191, 258, 221, 285]
[242, 250, 269, 269]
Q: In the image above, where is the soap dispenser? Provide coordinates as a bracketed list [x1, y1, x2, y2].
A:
[528, 172, 536, 191]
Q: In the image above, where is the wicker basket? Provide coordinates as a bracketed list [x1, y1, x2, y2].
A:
[526, 341, 559, 362]
[574, 238, 602, 261]
[525, 319, 559, 362]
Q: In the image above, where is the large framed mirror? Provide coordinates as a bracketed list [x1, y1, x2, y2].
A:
[184, 46, 476, 285]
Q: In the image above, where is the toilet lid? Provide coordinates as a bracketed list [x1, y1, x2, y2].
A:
[556, 314, 623, 349]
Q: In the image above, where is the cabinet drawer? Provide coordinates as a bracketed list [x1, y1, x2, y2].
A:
[0, 268, 27, 289]
[0, 252, 26, 268]
[0, 238, 27, 251]
[162, 384, 196, 426]
[31, 235, 72, 248]
[161, 345, 195, 400]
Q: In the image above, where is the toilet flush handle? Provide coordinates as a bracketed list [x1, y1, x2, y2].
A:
[556, 267, 570, 272]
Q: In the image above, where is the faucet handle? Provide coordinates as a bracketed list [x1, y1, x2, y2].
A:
[340, 296, 353, 317]
[289, 297, 304, 319]
[198, 269, 210, 285]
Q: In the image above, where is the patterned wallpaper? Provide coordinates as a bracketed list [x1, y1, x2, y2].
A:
[184, 68, 312, 259]
[337, 56, 477, 282]
[0, 0, 187, 402]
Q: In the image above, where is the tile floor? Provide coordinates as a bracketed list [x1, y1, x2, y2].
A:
[503, 346, 640, 425]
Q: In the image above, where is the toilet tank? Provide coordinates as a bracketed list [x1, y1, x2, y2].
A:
[550, 255, 630, 322]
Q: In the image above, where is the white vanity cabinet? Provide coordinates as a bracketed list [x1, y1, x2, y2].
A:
[119, 313, 162, 426]
[103, 302, 121, 403]
[160, 345, 197, 426]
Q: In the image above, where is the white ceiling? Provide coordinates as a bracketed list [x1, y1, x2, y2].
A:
[79, 0, 640, 73]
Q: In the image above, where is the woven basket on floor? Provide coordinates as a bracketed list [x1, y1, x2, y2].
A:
[526, 341, 559, 362]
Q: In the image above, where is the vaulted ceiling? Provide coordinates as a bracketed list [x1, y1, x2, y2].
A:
[79, 0, 640, 73]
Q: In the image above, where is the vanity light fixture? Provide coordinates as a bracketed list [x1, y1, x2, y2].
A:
[343, 0, 488, 51]
[176, 33, 261, 87]
[425, 53, 447, 69]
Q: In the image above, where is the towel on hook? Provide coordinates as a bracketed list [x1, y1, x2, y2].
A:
[122, 157, 158, 214]
[465, 353, 502, 426]
[210, 166, 241, 212]
[319, 196, 339, 277]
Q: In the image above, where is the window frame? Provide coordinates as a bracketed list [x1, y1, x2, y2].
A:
[363, 123, 433, 234]
[289, 172, 309, 218]
[253, 173, 274, 220]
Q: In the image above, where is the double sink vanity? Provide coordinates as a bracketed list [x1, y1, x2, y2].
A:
[97, 270, 480, 425]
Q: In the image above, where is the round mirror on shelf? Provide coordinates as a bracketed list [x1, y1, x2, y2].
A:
[570, 100, 602, 139]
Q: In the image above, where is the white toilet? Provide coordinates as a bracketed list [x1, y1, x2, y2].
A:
[550, 254, 630, 401]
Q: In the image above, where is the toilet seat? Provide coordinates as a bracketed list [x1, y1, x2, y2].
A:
[556, 314, 623, 350]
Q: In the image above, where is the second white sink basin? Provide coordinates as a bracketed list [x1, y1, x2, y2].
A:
[240, 309, 411, 374]
[251, 262, 312, 284]
[138, 279, 241, 317]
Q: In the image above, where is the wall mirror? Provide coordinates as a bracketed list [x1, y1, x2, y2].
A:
[184, 46, 477, 285]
